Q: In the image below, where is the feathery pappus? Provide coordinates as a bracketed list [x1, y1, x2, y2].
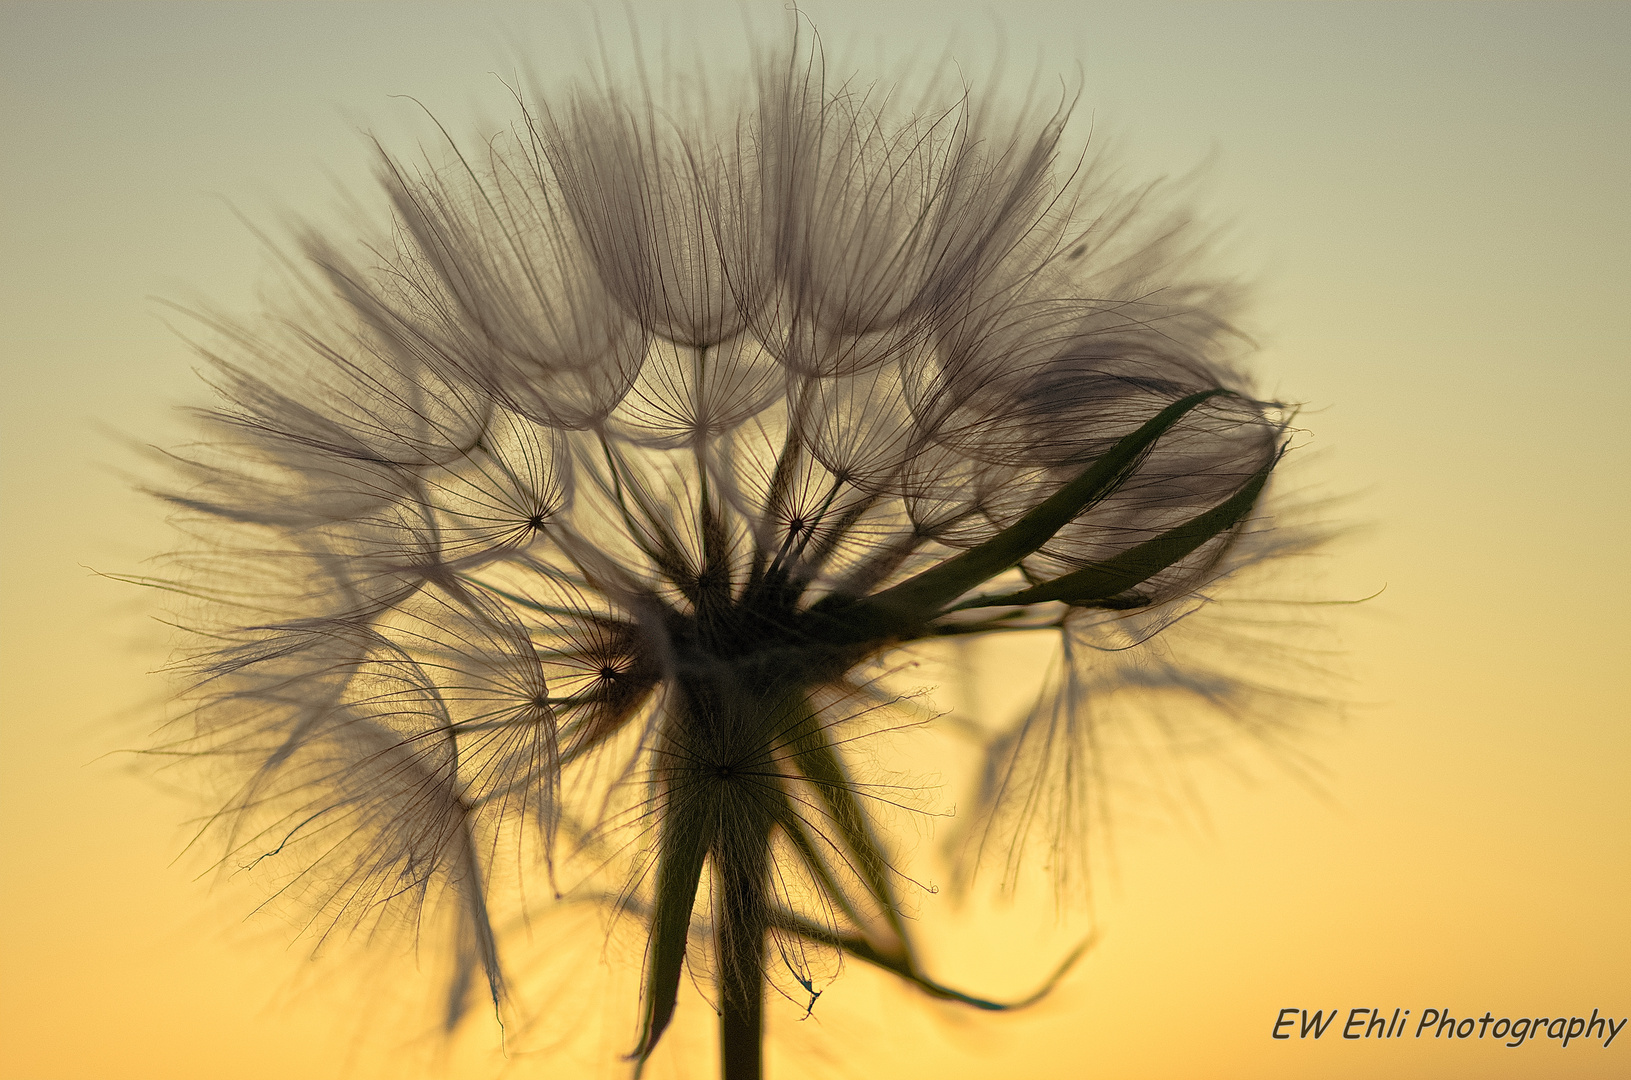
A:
[144, 22, 1322, 1080]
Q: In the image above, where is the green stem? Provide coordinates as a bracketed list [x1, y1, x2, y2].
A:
[716, 808, 772, 1080]
[719, 936, 764, 1080]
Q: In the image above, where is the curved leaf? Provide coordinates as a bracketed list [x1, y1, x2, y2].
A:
[955, 441, 1280, 611]
[814, 389, 1233, 641]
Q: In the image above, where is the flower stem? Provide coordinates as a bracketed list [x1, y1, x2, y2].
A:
[716, 813, 772, 1080]
[719, 938, 764, 1080]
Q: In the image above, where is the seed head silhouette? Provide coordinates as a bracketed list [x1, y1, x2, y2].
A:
[147, 22, 1314, 1080]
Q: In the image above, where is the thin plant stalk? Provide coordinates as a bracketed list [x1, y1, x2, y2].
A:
[717, 844, 770, 1080]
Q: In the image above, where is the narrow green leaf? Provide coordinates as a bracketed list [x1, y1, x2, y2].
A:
[630, 797, 712, 1071]
[767, 908, 1097, 1011]
[957, 442, 1280, 610]
[443, 818, 506, 1033]
[773, 797, 872, 931]
[782, 705, 910, 961]
[817, 389, 1231, 641]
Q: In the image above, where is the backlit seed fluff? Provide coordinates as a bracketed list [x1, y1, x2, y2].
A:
[147, 28, 1317, 1080]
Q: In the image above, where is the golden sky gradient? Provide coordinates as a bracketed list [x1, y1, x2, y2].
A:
[1, 3, 1626, 1079]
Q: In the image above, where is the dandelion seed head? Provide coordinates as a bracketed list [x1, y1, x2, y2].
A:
[148, 19, 1327, 1075]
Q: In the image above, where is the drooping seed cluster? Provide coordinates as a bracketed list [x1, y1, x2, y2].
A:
[151, 33, 1308, 1066]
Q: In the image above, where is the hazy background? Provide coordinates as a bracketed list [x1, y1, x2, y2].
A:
[2, 2, 1626, 1078]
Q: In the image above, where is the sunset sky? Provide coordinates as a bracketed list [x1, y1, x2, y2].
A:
[1, 3, 1626, 1079]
